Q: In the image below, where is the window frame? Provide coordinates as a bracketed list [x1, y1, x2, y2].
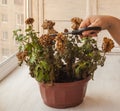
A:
[0, 0, 33, 81]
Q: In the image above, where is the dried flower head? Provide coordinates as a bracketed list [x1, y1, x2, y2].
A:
[71, 17, 83, 30]
[39, 34, 54, 47]
[16, 51, 28, 61]
[71, 17, 83, 24]
[102, 37, 114, 52]
[42, 20, 55, 29]
[25, 18, 34, 24]
[55, 33, 66, 53]
[41, 20, 58, 34]
[64, 28, 69, 33]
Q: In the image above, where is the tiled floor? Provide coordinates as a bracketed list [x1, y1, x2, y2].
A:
[0, 55, 120, 111]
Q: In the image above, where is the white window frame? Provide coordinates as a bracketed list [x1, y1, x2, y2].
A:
[0, 0, 32, 81]
[16, 13, 24, 25]
[2, 31, 8, 40]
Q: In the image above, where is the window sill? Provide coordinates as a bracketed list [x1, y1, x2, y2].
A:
[0, 52, 18, 81]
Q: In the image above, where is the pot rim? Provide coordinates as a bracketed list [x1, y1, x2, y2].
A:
[40, 75, 91, 87]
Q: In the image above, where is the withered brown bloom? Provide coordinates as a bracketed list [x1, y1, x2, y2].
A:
[102, 37, 114, 52]
[64, 28, 69, 33]
[25, 18, 34, 24]
[41, 20, 58, 34]
[16, 51, 28, 61]
[71, 17, 83, 30]
[39, 34, 54, 47]
[55, 33, 66, 53]
[42, 20, 55, 29]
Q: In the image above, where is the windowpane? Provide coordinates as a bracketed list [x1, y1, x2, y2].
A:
[44, 0, 86, 20]
[14, 0, 23, 5]
[2, 0, 7, 5]
[0, 0, 25, 63]
[2, 48, 9, 56]
[16, 13, 24, 25]
[2, 31, 8, 40]
[97, 0, 120, 48]
[1, 14, 8, 22]
[41, 0, 87, 34]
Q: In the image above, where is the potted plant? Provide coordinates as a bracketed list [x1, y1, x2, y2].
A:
[13, 17, 114, 108]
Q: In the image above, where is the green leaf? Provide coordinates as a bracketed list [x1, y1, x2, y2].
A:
[40, 61, 49, 70]
[36, 70, 44, 82]
[75, 65, 80, 75]
[34, 61, 50, 82]
[30, 53, 36, 63]
[25, 43, 32, 51]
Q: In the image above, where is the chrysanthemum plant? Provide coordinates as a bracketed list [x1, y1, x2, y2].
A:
[13, 17, 114, 84]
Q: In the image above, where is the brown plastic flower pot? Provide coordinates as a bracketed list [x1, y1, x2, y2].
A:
[38, 76, 91, 108]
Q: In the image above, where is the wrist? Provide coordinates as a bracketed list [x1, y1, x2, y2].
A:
[107, 16, 120, 30]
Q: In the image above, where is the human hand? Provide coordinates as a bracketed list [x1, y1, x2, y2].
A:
[79, 15, 111, 37]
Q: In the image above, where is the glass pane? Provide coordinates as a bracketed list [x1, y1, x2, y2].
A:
[41, 0, 87, 34]
[0, 0, 25, 63]
[97, 0, 120, 48]
[44, 0, 86, 20]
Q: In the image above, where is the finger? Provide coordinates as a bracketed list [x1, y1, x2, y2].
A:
[80, 18, 91, 28]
